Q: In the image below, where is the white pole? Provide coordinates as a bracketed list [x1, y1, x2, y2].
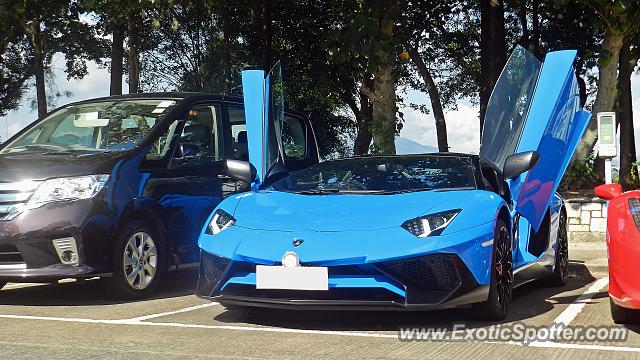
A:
[605, 158, 613, 184]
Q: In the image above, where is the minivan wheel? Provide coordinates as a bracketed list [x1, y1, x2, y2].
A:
[107, 221, 165, 299]
[473, 218, 513, 321]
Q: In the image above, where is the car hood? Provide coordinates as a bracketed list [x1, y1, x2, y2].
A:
[0, 152, 125, 181]
[233, 190, 456, 232]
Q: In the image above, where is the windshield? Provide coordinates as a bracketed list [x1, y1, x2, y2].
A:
[480, 45, 542, 168]
[271, 155, 477, 194]
[0, 99, 177, 154]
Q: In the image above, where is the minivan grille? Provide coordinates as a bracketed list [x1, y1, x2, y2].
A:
[0, 181, 41, 220]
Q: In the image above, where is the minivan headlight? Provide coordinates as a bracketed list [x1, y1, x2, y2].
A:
[28, 175, 110, 206]
[206, 209, 236, 235]
[402, 209, 461, 237]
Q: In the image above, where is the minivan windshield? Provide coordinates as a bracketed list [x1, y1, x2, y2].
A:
[0, 99, 177, 154]
[271, 155, 477, 194]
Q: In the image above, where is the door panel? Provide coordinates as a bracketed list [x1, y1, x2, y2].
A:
[143, 102, 234, 263]
[512, 50, 591, 231]
[480, 46, 542, 169]
[241, 63, 319, 186]
[241, 70, 269, 186]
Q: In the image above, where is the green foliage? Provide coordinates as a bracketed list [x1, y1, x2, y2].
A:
[559, 153, 599, 191]
[398, 0, 480, 108]
[627, 161, 640, 187]
[0, 42, 31, 117]
[0, 0, 106, 115]
[2, 0, 637, 162]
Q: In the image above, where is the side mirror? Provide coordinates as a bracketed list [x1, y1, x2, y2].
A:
[594, 183, 622, 200]
[174, 143, 201, 159]
[503, 151, 540, 179]
[225, 159, 257, 184]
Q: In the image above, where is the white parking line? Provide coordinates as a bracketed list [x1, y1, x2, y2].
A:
[553, 277, 609, 326]
[126, 303, 219, 322]
[0, 311, 639, 353]
[0, 313, 398, 338]
[528, 340, 640, 353]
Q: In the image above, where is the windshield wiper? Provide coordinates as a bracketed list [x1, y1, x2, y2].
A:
[295, 188, 341, 195]
[372, 188, 435, 195]
[25, 144, 66, 150]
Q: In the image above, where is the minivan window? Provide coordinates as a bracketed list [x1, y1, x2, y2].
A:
[229, 107, 249, 161]
[146, 120, 180, 161]
[227, 106, 306, 161]
[171, 104, 222, 167]
[0, 99, 177, 154]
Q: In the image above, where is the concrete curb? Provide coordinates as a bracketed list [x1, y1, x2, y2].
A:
[569, 241, 608, 276]
[569, 232, 606, 243]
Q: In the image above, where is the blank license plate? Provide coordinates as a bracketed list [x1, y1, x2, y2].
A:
[256, 265, 328, 291]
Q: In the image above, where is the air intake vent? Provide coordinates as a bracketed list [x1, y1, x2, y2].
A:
[382, 255, 460, 290]
[629, 198, 640, 230]
[201, 252, 231, 285]
[0, 244, 25, 267]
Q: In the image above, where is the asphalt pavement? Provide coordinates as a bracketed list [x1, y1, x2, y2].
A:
[1, 240, 637, 359]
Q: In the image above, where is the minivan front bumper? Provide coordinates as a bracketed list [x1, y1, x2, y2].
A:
[0, 198, 114, 282]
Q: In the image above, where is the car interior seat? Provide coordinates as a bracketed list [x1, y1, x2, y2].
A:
[235, 131, 249, 161]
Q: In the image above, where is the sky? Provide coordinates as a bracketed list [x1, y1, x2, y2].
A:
[2, 55, 640, 159]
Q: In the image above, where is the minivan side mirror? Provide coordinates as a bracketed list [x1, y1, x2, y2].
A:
[225, 160, 257, 184]
[503, 151, 540, 179]
[594, 183, 622, 200]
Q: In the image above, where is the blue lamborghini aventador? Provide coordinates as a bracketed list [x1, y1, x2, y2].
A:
[195, 45, 591, 320]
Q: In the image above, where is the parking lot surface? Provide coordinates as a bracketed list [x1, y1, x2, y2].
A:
[1, 241, 638, 359]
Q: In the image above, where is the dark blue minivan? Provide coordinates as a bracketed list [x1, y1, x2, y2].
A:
[0, 93, 319, 298]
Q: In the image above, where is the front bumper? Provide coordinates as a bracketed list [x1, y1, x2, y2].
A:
[196, 252, 489, 310]
[0, 198, 114, 282]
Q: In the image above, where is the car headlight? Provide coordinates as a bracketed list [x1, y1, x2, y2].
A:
[402, 209, 461, 237]
[206, 209, 236, 235]
[28, 175, 110, 207]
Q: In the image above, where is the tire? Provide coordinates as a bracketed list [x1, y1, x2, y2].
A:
[473, 218, 513, 321]
[547, 211, 569, 287]
[610, 298, 640, 324]
[107, 220, 165, 299]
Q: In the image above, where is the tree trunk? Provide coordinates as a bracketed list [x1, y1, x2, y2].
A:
[479, 0, 507, 135]
[263, 0, 272, 73]
[221, 3, 232, 95]
[29, 17, 47, 119]
[127, 16, 140, 94]
[618, 40, 637, 188]
[368, 64, 397, 155]
[110, 24, 125, 96]
[572, 30, 624, 163]
[531, 0, 540, 57]
[353, 90, 373, 155]
[518, 0, 529, 49]
[407, 46, 448, 152]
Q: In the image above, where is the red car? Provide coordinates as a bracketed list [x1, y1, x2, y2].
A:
[595, 183, 640, 324]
